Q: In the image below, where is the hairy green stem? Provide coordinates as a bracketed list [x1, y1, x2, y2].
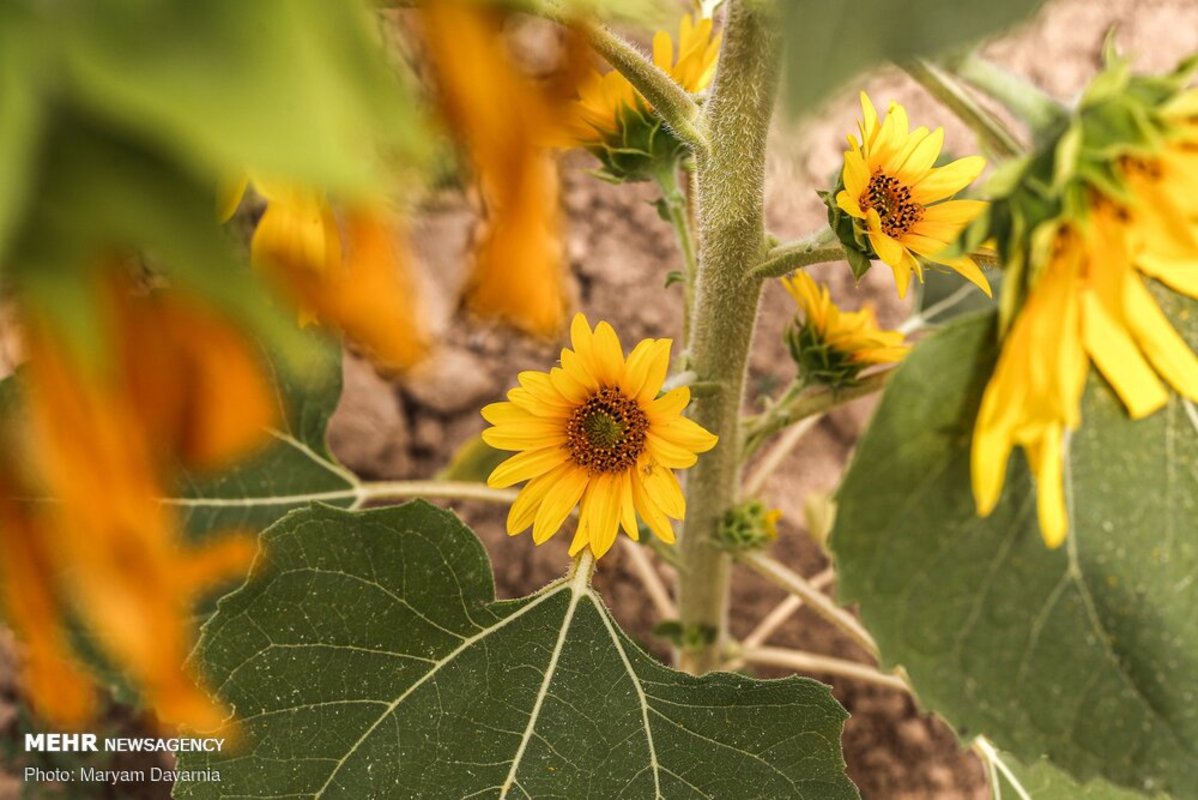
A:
[905, 59, 1023, 159]
[741, 369, 893, 458]
[577, 19, 708, 153]
[655, 164, 699, 346]
[751, 228, 844, 279]
[946, 50, 1067, 135]
[676, 0, 781, 675]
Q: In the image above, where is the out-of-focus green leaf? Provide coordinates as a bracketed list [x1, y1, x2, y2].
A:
[177, 502, 858, 799]
[436, 433, 509, 482]
[988, 748, 1172, 799]
[916, 268, 999, 323]
[0, 6, 43, 262]
[782, 0, 1049, 115]
[56, 0, 424, 191]
[831, 301, 1198, 795]
[7, 120, 321, 380]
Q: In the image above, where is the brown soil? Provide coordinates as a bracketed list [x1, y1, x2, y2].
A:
[3, 1, 1196, 798]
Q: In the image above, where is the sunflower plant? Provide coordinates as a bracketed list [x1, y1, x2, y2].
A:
[1, 0, 1195, 798]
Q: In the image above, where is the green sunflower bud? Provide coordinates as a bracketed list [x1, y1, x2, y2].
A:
[714, 500, 781, 553]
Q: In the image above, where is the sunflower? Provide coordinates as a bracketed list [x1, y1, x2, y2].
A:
[972, 76, 1198, 548]
[483, 314, 717, 559]
[974, 206, 1198, 548]
[566, 13, 720, 181]
[782, 271, 907, 387]
[835, 93, 990, 299]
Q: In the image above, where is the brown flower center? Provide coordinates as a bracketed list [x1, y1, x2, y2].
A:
[565, 387, 648, 474]
[861, 169, 924, 238]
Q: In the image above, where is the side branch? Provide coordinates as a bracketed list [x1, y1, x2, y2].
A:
[752, 230, 845, 278]
[740, 551, 878, 657]
[742, 369, 893, 456]
[578, 20, 709, 153]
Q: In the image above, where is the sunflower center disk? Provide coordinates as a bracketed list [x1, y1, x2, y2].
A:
[566, 387, 649, 474]
[862, 170, 924, 238]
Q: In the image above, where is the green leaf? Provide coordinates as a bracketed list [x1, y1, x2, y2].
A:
[436, 434, 509, 483]
[56, 0, 424, 191]
[0, 5, 42, 262]
[783, 0, 1049, 115]
[831, 303, 1198, 794]
[8, 121, 320, 380]
[986, 747, 1171, 799]
[177, 502, 858, 799]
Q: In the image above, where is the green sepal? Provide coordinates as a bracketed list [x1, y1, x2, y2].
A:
[818, 186, 875, 280]
[786, 322, 865, 389]
[713, 499, 779, 553]
[584, 101, 689, 184]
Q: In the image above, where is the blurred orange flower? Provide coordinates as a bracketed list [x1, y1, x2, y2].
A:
[231, 182, 430, 371]
[1, 266, 276, 728]
[422, 0, 571, 336]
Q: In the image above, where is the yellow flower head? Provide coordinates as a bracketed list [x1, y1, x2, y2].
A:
[567, 14, 720, 180]
[835, 93, 990, 299]
[482, 314, 717, 559]
[971, 63, 1198, 548]
[782, 271, 907, 387]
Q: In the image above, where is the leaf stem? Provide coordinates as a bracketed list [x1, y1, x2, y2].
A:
[945, 50, 1068, 135]
[742, 414, 822, 496]
[741, 369, 893, 459]
[732, 646, 908, 692]
[905, 59, 1023, 159]
[739, 551, 878, 657]
[576, 19, 708, 153]
[357, 480, 517, 506]
[750, 229, 844, 279]
[741, 567, 833, 649]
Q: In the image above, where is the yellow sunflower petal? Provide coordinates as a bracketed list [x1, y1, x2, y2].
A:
[653, 417, 719, 453]
[1122, 273, 1198, 400]
[582, 474, 622, 559]
[646, 432, 700, 468]
[910, 156, 986, 204]
[1026, 426, 1068, 549]
[631, 471, 675, 544]
[640, 460, 685, 518]
[532, 466, 588, 545]
[618, 472, 639, 540]
[1081, 293, 1168, 419]
[487, 446, 569, 488]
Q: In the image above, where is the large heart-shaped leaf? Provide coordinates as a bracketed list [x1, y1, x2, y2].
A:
[831, 301, 1198, 794]
[176, 502, 858, 799]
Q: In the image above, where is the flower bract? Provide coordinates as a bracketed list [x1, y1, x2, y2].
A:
[782, 271, 907, 387]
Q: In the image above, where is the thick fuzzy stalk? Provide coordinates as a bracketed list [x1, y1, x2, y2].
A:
[676, 0, 781, 674]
